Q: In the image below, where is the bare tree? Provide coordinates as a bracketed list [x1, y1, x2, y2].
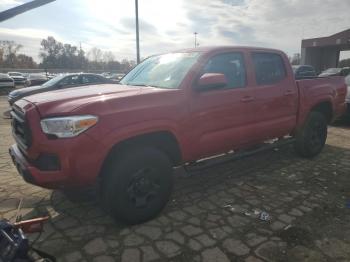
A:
[291, 53, 301, 65]
[88, 47, 103, 62]
[0, 40, 23, 67]
[103, 51, 115, 63]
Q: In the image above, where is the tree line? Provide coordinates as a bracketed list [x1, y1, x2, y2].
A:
[0, 37, 136, 72]
[0, 40, 37, 68]
[2, 37, 350, 71]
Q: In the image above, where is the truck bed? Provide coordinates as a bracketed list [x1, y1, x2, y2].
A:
[296, 76, 347, 127]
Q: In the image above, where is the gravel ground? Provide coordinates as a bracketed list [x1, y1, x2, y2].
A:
[1, 95, 350, 262]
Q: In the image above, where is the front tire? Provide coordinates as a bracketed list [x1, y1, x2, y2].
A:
[102, 147, 173, 224]
[294, 111, 327, 158]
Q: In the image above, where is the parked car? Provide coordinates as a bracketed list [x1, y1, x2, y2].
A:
[103, 72, 125, 82]
[9, 46, 347, 224]
[0, 73, 15, 88]
[8, 72, 28, 86]
[109, 73, 125, 81]
[292, 65, 317, 79]
[345, 75, 350, 117]
[8, 73, 114, 105]
[27, 74, 48, 86]
[319, 67, 350, 77]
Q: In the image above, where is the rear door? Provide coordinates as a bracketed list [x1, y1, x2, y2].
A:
[250, 52, 298, 140]
[189, 51, 257, 158]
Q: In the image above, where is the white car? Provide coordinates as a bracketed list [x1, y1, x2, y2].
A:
[8, 72, 27, 86]
[0, 73, 15, 88]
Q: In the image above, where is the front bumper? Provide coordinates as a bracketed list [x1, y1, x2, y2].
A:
[9, 144, 68, 189]
[9, 100, 109, 190]
[9, 128, 106, 189]
[9, 144, 35, 184]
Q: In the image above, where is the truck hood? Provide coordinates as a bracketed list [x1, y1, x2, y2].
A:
[22, 83, 171, 116]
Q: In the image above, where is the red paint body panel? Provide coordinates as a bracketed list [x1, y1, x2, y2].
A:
[9, 46, 347, 189]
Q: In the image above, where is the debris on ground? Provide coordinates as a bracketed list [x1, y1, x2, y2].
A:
[259, 211, 271, 221]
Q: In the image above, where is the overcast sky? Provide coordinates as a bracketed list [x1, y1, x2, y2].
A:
[0, 0, 350, 62]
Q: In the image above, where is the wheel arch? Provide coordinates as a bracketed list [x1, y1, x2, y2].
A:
[99, 130, 182, 180]
[310, 100, 333, 123]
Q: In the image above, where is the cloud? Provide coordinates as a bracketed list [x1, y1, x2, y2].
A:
[0, 27, 60, 60]
[184, 0, 350, 52]
[0, 0, 349, 63]
[120, 18, 158, 35]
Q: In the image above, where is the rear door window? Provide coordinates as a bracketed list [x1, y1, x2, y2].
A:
[58, 75, 80, 87]
[82, 75, 103, 84]
[252, 53, 286, 85]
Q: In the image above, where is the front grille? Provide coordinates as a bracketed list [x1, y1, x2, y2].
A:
[0, 79, 13, 83]
[11, 106, 32, 149]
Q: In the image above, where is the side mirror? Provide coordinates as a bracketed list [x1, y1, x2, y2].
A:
[195, 73, 228, 91]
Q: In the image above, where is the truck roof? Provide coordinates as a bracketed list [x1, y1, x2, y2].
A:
[175, 45, 284, 54]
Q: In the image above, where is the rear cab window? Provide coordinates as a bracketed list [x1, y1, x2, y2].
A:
[252, 52, 287, 85]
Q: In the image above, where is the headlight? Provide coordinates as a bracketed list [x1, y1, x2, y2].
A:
[40, 115, 98, 138]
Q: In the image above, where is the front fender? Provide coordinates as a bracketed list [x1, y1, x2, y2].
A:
[89, 119, 185, 176]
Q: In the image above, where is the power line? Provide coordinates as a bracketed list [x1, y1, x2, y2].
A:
[0, 0, 56, 22]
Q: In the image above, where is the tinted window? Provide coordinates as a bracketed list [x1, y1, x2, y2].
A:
[59, 75, 80, 86]
[252, 53, 286, 85]
[202, 52, 246, 88]
[295, 66, 316, 79]
[82, 75, 103, 84]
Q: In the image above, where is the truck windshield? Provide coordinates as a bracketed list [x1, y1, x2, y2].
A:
[120, 52, 200, 89]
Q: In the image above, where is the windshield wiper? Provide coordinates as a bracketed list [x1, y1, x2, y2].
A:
[125, 83, 167, 89]
[127, 83, 151, 87]
[126, 84, 155, 87]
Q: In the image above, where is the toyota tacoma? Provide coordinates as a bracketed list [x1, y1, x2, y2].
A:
[9, 46, 347, 224]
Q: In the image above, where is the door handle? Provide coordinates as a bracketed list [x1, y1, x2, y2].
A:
[284, 90, 294, 96]
[240, 96, 254, 103]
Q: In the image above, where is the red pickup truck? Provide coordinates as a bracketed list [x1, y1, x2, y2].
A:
[9, 46, 347, 224]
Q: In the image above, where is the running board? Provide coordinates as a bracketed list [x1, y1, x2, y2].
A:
[184, 137, 295, 173]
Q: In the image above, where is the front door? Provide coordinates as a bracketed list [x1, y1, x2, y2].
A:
[189, 51, 257, 159]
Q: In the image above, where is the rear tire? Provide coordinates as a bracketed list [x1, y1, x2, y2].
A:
[102, 147, 173, 224]
[294, 111, 327, 158]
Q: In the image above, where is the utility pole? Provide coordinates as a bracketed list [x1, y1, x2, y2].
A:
[135, 0, 140, 64]
[194, 32, 198, 48]
[79, 42, 84, 70]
